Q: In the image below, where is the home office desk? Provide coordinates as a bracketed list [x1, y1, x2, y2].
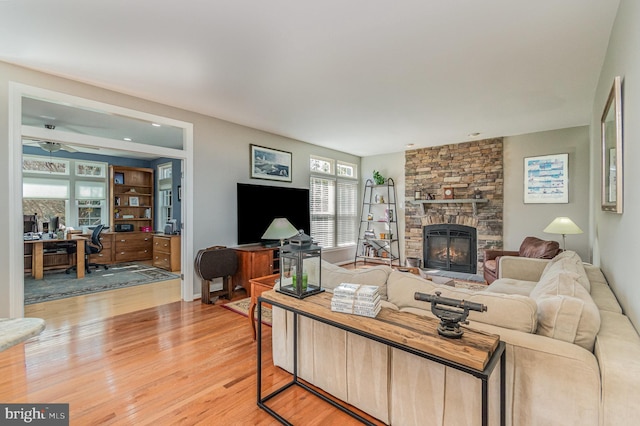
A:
[24, 237, 86, 279]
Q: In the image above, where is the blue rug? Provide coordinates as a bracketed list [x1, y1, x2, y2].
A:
[24, 262, 180, 305]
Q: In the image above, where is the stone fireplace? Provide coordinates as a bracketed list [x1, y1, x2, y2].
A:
[405, 138, 504, 270]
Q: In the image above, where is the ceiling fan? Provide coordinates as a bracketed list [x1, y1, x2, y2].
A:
[36, 141, 79, 153]
[23, 124, 94, 153]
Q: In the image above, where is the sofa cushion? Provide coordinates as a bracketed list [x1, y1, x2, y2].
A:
[320, 261, 392, 299]
[486, 278, 537, 296]
[540, 250, 590, 292]
[386, 271, 538, 333]
[530, 271, 600, 351]
[519, 236, 561, 259]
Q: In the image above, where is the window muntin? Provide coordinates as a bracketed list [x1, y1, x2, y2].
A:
[23, 155, 69, 175]
[310, 156, 334, 175]
[337, 161, 357, 179]
[75, 161, 106, 177]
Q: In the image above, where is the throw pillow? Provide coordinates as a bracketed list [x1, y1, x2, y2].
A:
[540, 251, 590, 292]
[530, 271, 600, 350]
[386, 271, 538, 333]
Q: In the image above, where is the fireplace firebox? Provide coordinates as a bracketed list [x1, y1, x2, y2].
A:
[423, 224, 477, 274]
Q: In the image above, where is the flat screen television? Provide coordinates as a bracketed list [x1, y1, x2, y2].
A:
[237, 183, 310, 246]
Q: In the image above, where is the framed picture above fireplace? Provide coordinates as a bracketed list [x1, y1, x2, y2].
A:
[523, 153, 569, 204]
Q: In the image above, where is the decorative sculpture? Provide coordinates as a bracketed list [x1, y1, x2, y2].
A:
[414, 291, 487, 338]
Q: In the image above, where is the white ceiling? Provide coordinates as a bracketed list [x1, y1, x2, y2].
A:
[0, 1, 620, 157]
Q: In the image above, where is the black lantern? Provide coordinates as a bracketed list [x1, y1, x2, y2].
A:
[277, 230, 323, 299]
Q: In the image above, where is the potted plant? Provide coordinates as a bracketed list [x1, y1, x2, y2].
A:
[373, 170, 385, 185]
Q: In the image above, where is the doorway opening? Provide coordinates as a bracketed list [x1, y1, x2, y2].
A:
[9, 83, 194, 317]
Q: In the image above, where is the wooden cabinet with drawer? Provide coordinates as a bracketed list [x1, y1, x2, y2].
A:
[87, 232, 114, 264]
[114, 232, 153, 262]
[152, 235, 181, 272]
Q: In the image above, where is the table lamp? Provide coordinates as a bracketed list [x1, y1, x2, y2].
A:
[543, 217, 583, 251]
[262, 218, 298, 246]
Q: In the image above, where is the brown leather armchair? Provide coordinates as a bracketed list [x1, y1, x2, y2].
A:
[483, 236, 561, 284]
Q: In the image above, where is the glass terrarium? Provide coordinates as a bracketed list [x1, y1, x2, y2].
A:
[277, 231, 323, 299]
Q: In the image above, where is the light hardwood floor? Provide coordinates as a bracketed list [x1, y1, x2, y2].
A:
[6, 280, 382, 425]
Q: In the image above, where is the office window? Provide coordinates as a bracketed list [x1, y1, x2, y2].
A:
[23, 155, 108, 229]
[157, 163, 173, 225]
[23, 177, 70, 229]
[75, 181, 106, 227]
[309, 156, 358, 248]
[75, 161, 106, 178]
[23, 156, 69, 175]
[77, 200, 104, 227]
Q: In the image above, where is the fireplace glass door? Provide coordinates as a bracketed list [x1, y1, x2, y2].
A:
[423, 224, 477, 274]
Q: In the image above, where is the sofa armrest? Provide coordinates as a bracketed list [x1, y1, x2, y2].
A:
[595, 311, 640, 425]
[498, 256, 550, 281]
[484, 249, 519, 261]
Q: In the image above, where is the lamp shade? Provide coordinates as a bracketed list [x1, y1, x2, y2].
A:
[543, 217, 583, 235]
[262, 218, 298, 242]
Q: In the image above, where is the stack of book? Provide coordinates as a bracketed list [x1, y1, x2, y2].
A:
[331, 283, 381, 318]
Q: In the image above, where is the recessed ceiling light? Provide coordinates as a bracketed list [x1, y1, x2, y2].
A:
[468, 132, 481, 138]
[151, 123, 161, 127]
[406, 143, 415, 148]
[123, 137, 132, 141]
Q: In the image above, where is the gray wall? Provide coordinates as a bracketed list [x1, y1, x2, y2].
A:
[590, 0, 640, 328]
[0, 61, 360, 316]
[503, 126, 590, 260]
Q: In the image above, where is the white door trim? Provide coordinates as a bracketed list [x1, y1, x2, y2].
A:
[9, 82, 195, 317]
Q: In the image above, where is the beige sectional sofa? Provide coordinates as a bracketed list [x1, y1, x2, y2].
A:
[271, 252, 640, 425]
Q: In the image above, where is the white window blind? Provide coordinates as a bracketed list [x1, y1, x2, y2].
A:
[337, 180, 358, 247]
[75, 181, 106, 200]
[310, 177, 358, 248]
[310, 176, 335, 248]
[23, 177, 69, 199]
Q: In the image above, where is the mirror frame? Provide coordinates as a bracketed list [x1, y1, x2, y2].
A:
[601, 76, 623, 213]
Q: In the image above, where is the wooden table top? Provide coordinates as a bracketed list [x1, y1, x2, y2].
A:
[260, 289, 500, 371]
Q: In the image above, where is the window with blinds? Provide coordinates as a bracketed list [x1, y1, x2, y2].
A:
[22, 155, 108, 229]
[310, 157, 358, 248]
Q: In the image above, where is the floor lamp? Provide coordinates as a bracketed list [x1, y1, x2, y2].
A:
[543, 217, 583, 251]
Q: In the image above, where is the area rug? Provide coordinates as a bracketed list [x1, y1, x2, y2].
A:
[449, 280, 488, 291]
[222, 298, 272, 326]
[24, 263, 180, 305]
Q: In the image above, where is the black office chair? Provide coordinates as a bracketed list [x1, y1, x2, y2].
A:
[66, 224, 109, 275]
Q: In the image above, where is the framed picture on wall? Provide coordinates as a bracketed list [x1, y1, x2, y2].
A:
[250, 144, 292, 182]
[524, 153, 569, 204]
[114, 172, 125, 185]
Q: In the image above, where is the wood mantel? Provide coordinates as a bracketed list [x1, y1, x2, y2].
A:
[410, 198, 488, 215]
